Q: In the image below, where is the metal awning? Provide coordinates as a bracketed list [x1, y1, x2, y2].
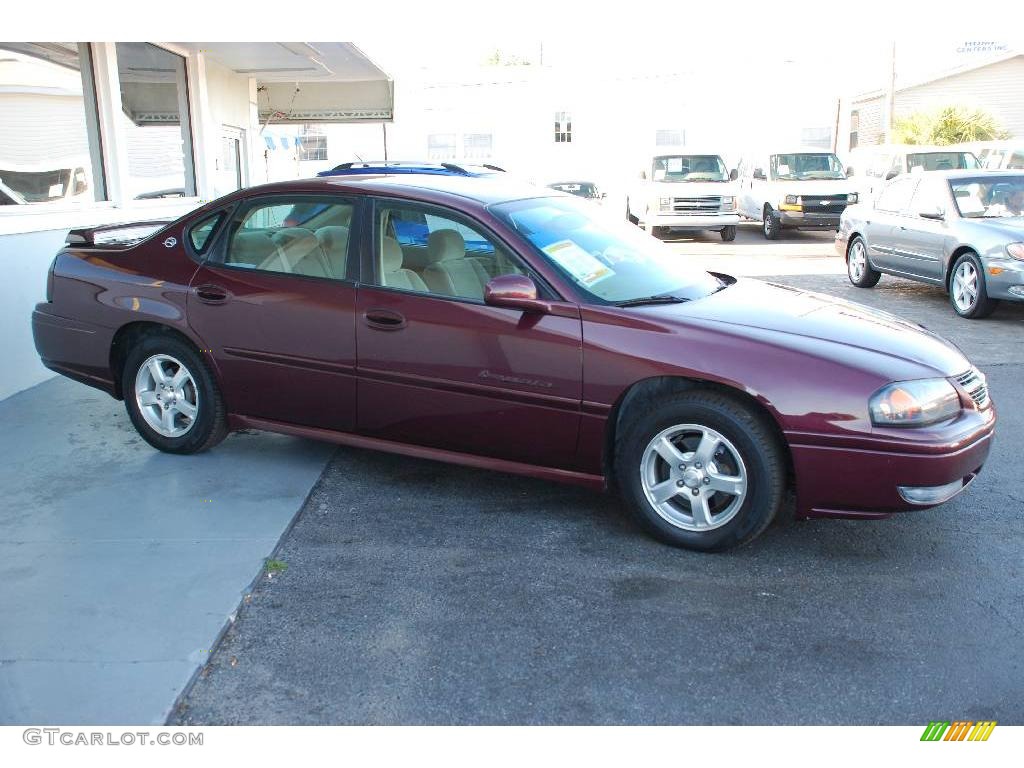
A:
[176, 42, 393, 123]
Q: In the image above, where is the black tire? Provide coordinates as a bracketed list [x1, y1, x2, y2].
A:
[762, 205, 781, 240]
[949, 251, 999, 319]
[615, 390, 786, 552]
[846, 235, 881, 288]
[720, 225, 737, 242]
[626, 200, 639, 225]
[122, 332, 228, 454]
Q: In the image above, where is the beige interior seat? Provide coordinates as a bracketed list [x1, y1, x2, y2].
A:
[381, 235, 428, 292]
[272, 227, 330, 277]
[231, 231, 285, 270]
[314, 226, 350, 278]
[422, 229, 489, 299]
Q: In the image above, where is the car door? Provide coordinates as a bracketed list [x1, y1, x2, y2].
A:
[864, 177, 917, 272]
[898, 175, 951, 282]
[355, 197, 584, 470]
[739, 157, 766, 219]
[186, 194, 360, 431]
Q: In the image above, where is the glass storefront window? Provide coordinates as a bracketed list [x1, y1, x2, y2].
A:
[0, 43, 105, 206]
[115, 42, 197, 200]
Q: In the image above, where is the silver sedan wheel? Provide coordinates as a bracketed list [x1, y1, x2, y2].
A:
[134, 354, 199, 438]
[849, 240, 867, 281]
[952, 260, 979, 312]
[640, 424, 748, 532]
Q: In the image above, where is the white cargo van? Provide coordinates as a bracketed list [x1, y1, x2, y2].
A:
[626, 151, 740, 241]
[737, 147, 858, 239]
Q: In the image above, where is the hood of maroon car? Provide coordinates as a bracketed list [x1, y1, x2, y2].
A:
[651, 278, 971, 378]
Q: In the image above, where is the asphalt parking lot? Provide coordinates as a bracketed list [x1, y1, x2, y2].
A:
[174, 224, 1024, 725]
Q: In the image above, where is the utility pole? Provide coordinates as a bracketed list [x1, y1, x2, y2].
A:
[886, 41, 897, 142]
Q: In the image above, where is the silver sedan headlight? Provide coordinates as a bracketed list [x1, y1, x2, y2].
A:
[1006, 242, 1024, 261]
[869, 379, 961, 427]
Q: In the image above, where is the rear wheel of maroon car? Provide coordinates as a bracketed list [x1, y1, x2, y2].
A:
[122, 334, 227, 454]
[615, 390, 785, 551]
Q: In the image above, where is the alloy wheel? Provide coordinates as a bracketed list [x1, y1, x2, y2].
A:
[952, 261, 979, 312]
[849, 240, 867, 281]
[640, 424, 748, 532]
[134, 354, 199, 438]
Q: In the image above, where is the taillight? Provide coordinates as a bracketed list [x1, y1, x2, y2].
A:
[46, 257, 56, 302]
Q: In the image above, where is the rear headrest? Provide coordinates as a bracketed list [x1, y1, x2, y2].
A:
[316, 225, 349, 252]
[427, 229, 466, 262]
[272, 227, 319, 249]
[382, 236, 403, 273]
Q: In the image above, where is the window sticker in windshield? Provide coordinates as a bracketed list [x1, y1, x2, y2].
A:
[542, 240, 614, 287]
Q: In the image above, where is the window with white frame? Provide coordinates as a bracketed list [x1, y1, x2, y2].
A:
[463, 133, 493, 160]
[115, 42, 197, 200]
[297, 125, 328, 162]
[0, 43, 105, 206]
[427, 133, 456, 161]
[655, 129, 684, 147]
[800, 126, 833, 149]
[554, 112, 572, 143]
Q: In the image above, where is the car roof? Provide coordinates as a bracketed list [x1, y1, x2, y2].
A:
[926, 169, 1024, 180]
[226, 172, 558, 207]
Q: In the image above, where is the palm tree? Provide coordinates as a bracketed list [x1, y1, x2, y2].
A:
[894, 105, 1011, 145]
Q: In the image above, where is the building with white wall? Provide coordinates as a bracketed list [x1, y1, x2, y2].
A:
[839, 51, 1024, 153]
[0, 42, 391, 400]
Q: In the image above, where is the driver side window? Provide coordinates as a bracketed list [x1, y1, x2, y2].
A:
[373, 203, 524, 301]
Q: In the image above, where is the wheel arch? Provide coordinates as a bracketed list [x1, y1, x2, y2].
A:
[602, 375, 793, 492]
[109, 321, 215, 400]
[944, 245, 980, 292]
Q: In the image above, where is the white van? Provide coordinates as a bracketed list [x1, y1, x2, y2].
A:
[626, 151, 740, 241]
[846, 144, 980, 201]
[737, 147, 858, 239]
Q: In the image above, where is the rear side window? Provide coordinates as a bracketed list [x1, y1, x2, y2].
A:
[224, 198, 355, 281]
[188, 212, 224, 254]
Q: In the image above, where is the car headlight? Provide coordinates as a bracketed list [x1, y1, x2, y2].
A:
[869, 379, 961, 427]
[784, 194, 800, 205]
[1006, 242, 1024, 261]
[847, 193, 858, 204]
[721, 196, 736, 210]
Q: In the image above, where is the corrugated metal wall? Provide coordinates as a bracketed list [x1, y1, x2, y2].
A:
[852, 56, 1024, 146]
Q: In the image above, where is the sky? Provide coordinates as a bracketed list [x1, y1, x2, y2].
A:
[361, 38, 1023, 98]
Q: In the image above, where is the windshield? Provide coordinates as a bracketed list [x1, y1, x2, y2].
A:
[770, 153, 845, 181]
[907, 152, 979, 172]
[491, 196, 723, 304]
[652, 155, 728, 182]
[950, 175, 1024, 218]
[548, 182, 600, 198]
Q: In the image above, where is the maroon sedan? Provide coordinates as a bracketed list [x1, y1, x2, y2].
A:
[32, 169, 995, 551]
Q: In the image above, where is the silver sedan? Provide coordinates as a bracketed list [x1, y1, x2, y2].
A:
[836, 170, 1024, 318]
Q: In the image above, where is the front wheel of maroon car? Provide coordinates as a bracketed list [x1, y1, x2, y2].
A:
[122, 334, 227, 454]
[615, 391, 786, 551]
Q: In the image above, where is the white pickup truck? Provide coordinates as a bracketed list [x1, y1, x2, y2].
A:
[626, 151, 740, 241]
[736, 147, 859, 239]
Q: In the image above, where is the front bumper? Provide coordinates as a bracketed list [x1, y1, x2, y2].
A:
[647, 212, 740, 229]
[982, 256, 1024, 302]
[777, 209, 842, 229]
[788, 408, 995, 519]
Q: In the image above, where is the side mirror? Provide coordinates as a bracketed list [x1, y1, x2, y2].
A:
[919, 207, 945, 221]
[753, 168, 766, 180]
[484, 274, 549, 314]
[729, 168, 739, 181]
[845, 166, 855, 177]
[885, 170, 899, 181]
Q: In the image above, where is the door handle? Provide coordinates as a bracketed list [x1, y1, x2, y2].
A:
[363, 308, 407, 330]
[194, 284, 229, 304]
